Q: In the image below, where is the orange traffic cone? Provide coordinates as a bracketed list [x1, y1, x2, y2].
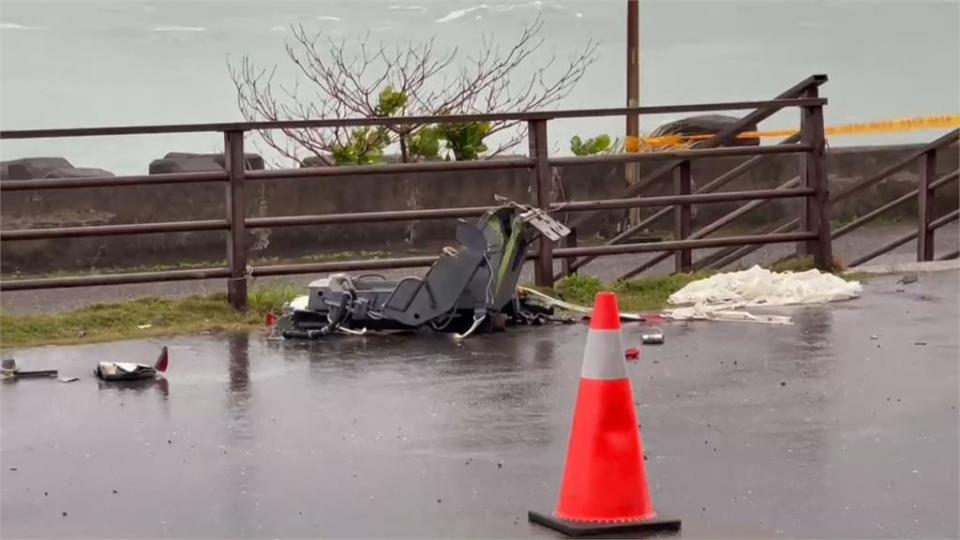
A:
[529, 291, 680, 536]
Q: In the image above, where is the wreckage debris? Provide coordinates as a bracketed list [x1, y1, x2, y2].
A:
[2, 358, 58, 380]
[641, 328, 665, 345]
[95, 346, 169, 381]
[897, 273, 919, 285]
[274, 199, 582, 341]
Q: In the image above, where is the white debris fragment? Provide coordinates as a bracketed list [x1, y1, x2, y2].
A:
[663, 305, 792, 325]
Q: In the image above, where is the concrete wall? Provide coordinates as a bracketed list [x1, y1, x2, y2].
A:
[1, 143, 957, 274]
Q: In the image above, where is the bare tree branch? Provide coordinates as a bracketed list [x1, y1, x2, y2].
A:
[229, 15, 597, 165]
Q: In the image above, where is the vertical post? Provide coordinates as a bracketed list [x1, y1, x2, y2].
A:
[796, 92, 813, 259]
[625, 0, 641, 226]
[562, 227, 578, 277]
[799, 87, 833, 271]
[916, 149, 936, 261]
[528, 119, 554, 287]
[224, 130, 248, 311]
[673, 160, 692, 273]
[626, 0, 640, 138]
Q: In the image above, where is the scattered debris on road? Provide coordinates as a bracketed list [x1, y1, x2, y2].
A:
[641, 328, 665, 345]
[95, 346, 169, 381]
[664, 306, 792, 324]
[518, 287, 646, 322]
[1, 358, 58, 380]
[897, 273, 919, 285]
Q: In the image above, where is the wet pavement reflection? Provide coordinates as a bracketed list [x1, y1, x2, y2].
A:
[1, 271, 957, 538]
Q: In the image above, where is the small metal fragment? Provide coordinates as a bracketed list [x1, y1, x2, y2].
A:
[641, 328, 665, 345]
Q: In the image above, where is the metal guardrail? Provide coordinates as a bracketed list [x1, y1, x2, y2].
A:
[555, 74, 831, 278]
[0, 74, 833, 310]
[841, 129, 960, 267]
[716, 128, 960, 271]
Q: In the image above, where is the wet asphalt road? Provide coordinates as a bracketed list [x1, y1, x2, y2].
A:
[1, 271, 958, 538]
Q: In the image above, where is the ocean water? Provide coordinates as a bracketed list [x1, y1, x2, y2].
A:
[0, 0, 957, 174]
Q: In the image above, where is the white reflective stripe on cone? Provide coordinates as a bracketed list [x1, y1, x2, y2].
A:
[580, 329, 628, 380]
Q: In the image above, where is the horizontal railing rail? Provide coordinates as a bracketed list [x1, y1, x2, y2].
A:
[245, 157, 535, 180]
[0, 97, 826, 139]
[0, 267, 233, 291]
[0, 171, 228, 192]
[0, 220, 231, 241]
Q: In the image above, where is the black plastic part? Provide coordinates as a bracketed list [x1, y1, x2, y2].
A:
[280, 329, 310, 340]
[528, 510, 681, 537]
[15, 370, 58, 378]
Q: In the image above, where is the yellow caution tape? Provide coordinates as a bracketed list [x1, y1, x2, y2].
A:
[626, 114, 960, 151]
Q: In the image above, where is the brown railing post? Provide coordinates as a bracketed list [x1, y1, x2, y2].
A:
[799, 87, 833, 270]
[224, 130, 249, 311]
[528, 119, 554, 287]
[562, 227, 578, 277]
[916, 149, 937, 261]
[673, 160, 693, 273]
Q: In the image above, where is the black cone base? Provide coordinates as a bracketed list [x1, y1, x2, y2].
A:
[528, 510, 681, 537]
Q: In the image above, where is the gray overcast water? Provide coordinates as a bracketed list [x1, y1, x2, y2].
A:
[1, 0, 958, 173]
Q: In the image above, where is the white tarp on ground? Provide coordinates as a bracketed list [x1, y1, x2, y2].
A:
[663, 265, 862, 324]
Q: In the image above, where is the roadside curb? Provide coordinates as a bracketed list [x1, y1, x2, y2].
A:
[846, 259, 960, 275]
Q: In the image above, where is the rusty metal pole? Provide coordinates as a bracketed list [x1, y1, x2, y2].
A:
[528, 119, 554, 287]
[673, 160, 692, 273]
[797, 95, 813, 259]
[626, 0, 640, 135]
[224, 130, 249, 311]
[799, 88, 833, 270]
[916, 149, 937, 261]
[562, 228, 579, 277]
[625, 0, 641, 226]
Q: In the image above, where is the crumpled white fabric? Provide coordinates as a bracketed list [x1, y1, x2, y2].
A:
[669, 265, 861, 307]
[663, 265, 862, 324]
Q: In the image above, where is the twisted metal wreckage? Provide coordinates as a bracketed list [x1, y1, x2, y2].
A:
[273, 197, 628, 341]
